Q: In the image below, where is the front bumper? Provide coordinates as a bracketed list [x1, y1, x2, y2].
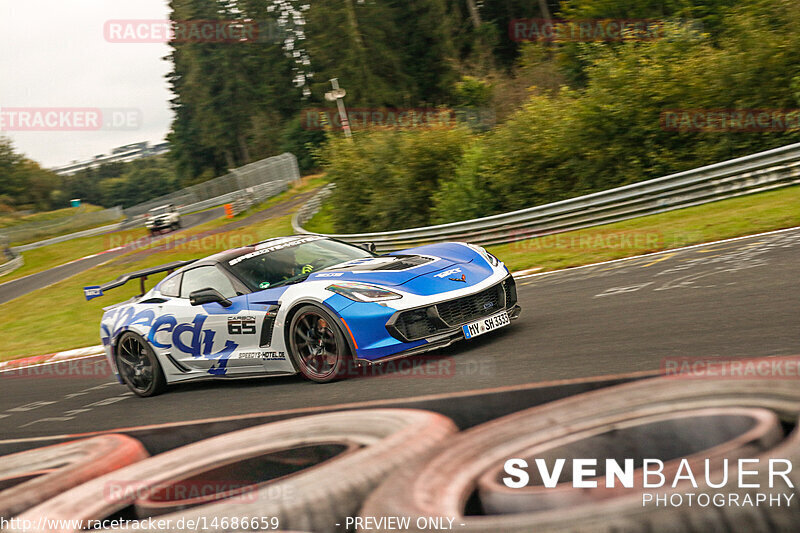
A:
[386, 276, 519, 343]
[358, 304, 521, 366]
[355, 276, 521, 365]
[147, 221, 172, 230]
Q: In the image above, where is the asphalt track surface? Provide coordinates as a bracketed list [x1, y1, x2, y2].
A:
[1, 227, 798, 442]
[0, 208, 224, 305]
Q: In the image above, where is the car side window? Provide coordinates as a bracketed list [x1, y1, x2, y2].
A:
[180, 266, 237, 299]
[159, 273, 182, 297]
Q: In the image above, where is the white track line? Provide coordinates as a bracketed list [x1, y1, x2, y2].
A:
[512, 225, 800, 280]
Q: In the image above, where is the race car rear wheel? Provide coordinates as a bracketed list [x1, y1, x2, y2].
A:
[115, 332, 167, 397]
[288, 305, 348, 383]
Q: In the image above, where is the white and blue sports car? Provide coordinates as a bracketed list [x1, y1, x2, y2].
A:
[85, 236, 521, 396]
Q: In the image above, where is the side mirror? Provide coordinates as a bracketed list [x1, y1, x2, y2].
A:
[359, 242, 377, 253]
[189, 288, 232, 307]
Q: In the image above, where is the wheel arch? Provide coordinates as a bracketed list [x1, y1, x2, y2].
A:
[110, 325, 152, 361]
[282, 298, 358, 364]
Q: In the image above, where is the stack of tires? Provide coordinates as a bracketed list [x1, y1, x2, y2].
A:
[2, 376, 799, 533]
[362, 378, 800, 532]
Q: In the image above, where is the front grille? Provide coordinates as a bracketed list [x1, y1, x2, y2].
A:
[388, 278, 513, 342]
[436, 283, 504, 327]
[393, 309, 440, 341]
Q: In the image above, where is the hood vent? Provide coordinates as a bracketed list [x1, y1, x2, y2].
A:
[351, 255, 434, 272]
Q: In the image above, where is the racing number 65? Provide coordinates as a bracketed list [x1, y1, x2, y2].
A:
[228, 317, 256, 335]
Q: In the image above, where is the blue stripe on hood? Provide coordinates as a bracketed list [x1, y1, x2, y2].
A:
[305, 243, 491, 292]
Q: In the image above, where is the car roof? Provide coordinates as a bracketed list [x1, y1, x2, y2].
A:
[148, 204, 174, 211]
[158, 235, 337, 288]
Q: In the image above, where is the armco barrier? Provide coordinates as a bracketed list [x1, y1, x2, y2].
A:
[293, 143, 800, 251]
[12, 223, 123, 253]
[0, 206, 123, 246]
[124, 153, 300, 218]
[0, 254, 23, 277]
[8, 155, 297, 253]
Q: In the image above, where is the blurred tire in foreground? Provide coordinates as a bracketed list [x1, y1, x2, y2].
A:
[0, 435, 148, 519]
[360, 378, 800, 533]
[14, 409, 457, 533]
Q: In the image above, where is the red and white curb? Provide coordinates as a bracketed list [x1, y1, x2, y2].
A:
[0, 345, 105, 374]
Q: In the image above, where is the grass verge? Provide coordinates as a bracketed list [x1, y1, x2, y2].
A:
[0, 176, 328, 284]
[0, 205, 104, 229]
[1, 227, 148, 283]
[488, 185, 800, 272]
[303, 201, 336, 234]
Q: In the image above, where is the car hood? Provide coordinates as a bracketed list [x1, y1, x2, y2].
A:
[306, 244, 495, 291]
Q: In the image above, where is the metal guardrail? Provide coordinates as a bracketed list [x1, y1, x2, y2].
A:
[292, 182, 336, 229]
[0, 253, 24, 277]
[125, 153, 300, 218]
[8, 154, 298, 253]
[293, 143, 800, 252]
[178, 179, 289, 218]
[229, 180, 290, 217]
[12, 223, 124, 253]
[0, 206, 123, 245]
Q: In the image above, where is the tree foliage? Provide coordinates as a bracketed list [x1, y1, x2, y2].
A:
[0, 138, 61, 211]
[320, 0, 800, 231]
[318, 128, 472, 233]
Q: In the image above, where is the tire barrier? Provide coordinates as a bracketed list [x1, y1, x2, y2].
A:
[476, 407, 782, 514]
[360, 377, 800, 533]
[5, 377, 800, 533]
[0, 435, 149, 519]
[134, 441, 363, 518]
[12, 409, 457, 533]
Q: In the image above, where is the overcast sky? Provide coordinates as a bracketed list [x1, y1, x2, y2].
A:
[0, 0, 172, 168]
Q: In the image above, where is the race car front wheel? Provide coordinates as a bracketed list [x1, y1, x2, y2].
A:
[288, 305, 348, 383]
[115, 332, 167, 397]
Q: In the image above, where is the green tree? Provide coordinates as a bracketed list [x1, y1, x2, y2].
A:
[319, 128, 471, 232]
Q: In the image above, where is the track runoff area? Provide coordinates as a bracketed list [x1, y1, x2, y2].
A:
[1, 226, 799, 532]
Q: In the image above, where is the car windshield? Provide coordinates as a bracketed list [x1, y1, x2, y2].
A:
[227, 237, 374, 291]
[149, 206, 171, 216]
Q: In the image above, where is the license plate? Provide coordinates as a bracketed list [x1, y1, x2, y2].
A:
[462, 311, 510, 339]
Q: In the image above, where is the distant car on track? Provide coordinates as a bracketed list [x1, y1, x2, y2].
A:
[145, 204, 181, 236]
[83, 236, 521, 396]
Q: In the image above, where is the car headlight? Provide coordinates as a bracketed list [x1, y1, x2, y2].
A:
[465, 243, 501, 267]
[326, 282, 402, 302]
